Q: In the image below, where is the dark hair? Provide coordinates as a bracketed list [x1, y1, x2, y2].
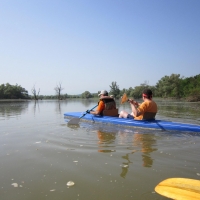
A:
[142, 89, 153, 99]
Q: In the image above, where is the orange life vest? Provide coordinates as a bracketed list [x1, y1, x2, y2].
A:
[99, 96, 118, 116]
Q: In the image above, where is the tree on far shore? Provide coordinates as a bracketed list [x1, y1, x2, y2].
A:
[54, 82, 64, 100]
[109, 81, 120, 99]
[0, 83, 28, 99]
[31, 85, 40, 100]
[81, 91, 93, 98]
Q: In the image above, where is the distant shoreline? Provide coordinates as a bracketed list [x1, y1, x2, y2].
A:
[0, 98, 199, 103]
[0, 99, 31, 102]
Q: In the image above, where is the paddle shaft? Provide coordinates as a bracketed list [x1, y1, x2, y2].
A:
[79, 104, 98, 119]
[67, 104, 98, 125]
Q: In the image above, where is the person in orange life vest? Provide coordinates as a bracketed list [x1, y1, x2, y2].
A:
[89, 90, 116, 115]
[119, 89, 157, 120]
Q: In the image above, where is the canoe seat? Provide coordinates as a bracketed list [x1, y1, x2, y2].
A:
[142, 112, 156, 120]
[103, 109, 118, 117]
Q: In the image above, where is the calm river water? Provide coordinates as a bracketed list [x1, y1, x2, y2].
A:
[0, 99, 200, 200]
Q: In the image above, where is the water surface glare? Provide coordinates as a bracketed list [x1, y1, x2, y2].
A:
[0, 100, 200, 200]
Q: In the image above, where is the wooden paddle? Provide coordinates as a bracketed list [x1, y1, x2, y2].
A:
[121, 93, 139, 106]
[121, 93, 129, 104]
[155, 178, 200, 200]
[68, 105, 98, 125]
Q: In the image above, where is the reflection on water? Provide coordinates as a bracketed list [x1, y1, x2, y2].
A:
[67, 123, 80, 129]
[33, 101, 40, 116]
[80, 99, 97, 107]
[133, 133, 157, 167]
[120, 153, 131, 178]
[95, 129, 157, 179]
[0, 102, 29, 119]
[97, 130, 116, 152]
[55, 101, 62, 114]
[96, 129, 132, 179]
[156, 100, 200, 124]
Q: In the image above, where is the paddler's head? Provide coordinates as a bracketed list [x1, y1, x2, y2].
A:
[98, 90, 108, 97]
[142, 89, 153, 100]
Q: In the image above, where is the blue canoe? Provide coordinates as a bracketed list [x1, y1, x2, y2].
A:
[64, 112, 200, 132]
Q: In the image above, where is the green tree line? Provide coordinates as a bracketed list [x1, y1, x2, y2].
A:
[0, 83, 29, 99]
[1, 74, 200, 101]
[155, 74, 200, 101]
[78, 74, 200, 102]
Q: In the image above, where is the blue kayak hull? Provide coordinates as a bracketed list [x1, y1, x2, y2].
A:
[64, 112, 200, 132]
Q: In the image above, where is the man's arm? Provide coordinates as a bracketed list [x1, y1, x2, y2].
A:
[90, 109, 101, 115]
[129, 99, 141, 117]
[90, 101, 104, 115]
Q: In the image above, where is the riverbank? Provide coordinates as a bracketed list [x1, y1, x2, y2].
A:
[0, 99, 31, 102]
[0, 97, 199, 102]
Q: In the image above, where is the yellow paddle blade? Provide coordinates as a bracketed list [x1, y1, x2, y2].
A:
[155, 178, 200, 200]
[121, 93, 129, 104]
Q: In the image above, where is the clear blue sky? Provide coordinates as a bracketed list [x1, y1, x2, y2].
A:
[0, 0, 200, 95]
